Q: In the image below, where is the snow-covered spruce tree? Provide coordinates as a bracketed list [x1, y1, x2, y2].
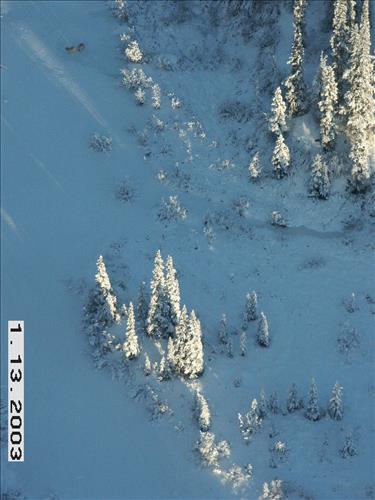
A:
[244, 291, 258, 324]
[218, 313, 228, 345]
[146, 250, 169, 338]
[174, 308, 204, 378]
[286, 382, 303, 412]
[158, 355, 171, 381]
[284, 0, 307, 117]
[184, 310, 204, 378]
[269, 87, 287, 134]
[330, 0, 351, 98]
[143, 353, 151, 376]
[238, 399, 262, 444]
[343, 0, 375, 192]
[272, 134, 291, 179]
[257, 312, 270, 347]
[123, 302, 139, 360]
[136, 281, 148, 329]
[268, 391, 280, 414]
[196, 431, 230, 468]
[165, 255, 181, 331]
[195, 391, 211, 432]
[340, 431, 357, 457]
[166, 336, 175, 371]
[318, 53, 338, 151]
[249, 152, 261, 181]
[173, 305, 189, 372]
[258, 388, 268, 418]
[310, 154, 331, 199]
[259, 479, 284, 500]
[306, 378, 321, 421]
[328, 382, 344, 420]
[240, 331, 247, 356]
[94, 255, 120, 324]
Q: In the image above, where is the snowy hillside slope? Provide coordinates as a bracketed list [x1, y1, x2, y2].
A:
[1, 0, 374, 499]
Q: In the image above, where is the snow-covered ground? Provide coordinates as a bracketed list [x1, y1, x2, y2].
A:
[1, 1, 374, 499]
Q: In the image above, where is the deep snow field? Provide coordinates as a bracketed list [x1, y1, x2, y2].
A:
[1, 1, 374, 499]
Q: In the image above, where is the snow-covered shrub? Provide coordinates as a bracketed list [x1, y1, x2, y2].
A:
[111, 0, 128, 22]
[271, 211, 287, 227]
[271, 440, 288, 461]
[337, 322, 360, 356]
[157, 195, 187, 223]
[226, 337, 234, 358]
[305, 378, 321, 421]
[151, 114, 164, 132]
[143, 353, 151, 376]
[218, 313, 228, 345]
[152, 84, 161, 109]
[115, 178, 135, 202]
[125, 40, 143, 63]
[310, 154, 330, 199]
[195, 391, 211, 432]
[240, 331, 247, 356]
[257, 312, 270, 347]
[90, 134, 112, 152]
[196, 431, 230, 468]
[249, 152, 261, 181]
[134, 87, 145, 105]
[171, 96, 182, 109]
[328, 382, 343, 420]
[218, 101, 252, 122]
[121, 68, 152, 90]
[340, 432, 357, 458]
[258, 389, 268, 418]
[223, 464, 253, 489]
[238, 399, 262, 443]
[259, 479, 284, 500]
[343, 292, 358, 313]
[232, 196, 250, 217]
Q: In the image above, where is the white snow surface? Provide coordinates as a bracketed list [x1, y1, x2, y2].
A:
[1, 1, 374, 499]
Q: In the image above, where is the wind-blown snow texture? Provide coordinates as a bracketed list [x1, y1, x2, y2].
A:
[1, 1, 374, 499]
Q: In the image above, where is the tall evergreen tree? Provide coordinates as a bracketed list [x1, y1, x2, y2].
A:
[286, 382, 302, 413]
[343, 0, 374, 192]
[330, 0, 351, 98]
[147, 250, 169, 337]
[184, 310, 204, 378]
[318, 53, 338, 150]
[94, 255, 120, 324]
[123, 302, 140, 359]
[310, 154, 331, 199]
[244, 291, 258, 324]
[173, 305, 189, 373]
[328, 382, 344, 420]
[284, 0, 307, 117]
[306, 378, 321, 421]
[165, 255, 181, 331]
[269, 87, 288, 134]
[272, 134, 291, 179]
[136, 281, 148, 329]
[218, 313, 229, 345]
[257, 312, 270, 347]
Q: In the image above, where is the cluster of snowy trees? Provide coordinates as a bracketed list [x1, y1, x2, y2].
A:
[268, 0, 374, 194]
[219, 291, 270, 357]
[238, 380, 344, 443]
[86, 251, 204, 380]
